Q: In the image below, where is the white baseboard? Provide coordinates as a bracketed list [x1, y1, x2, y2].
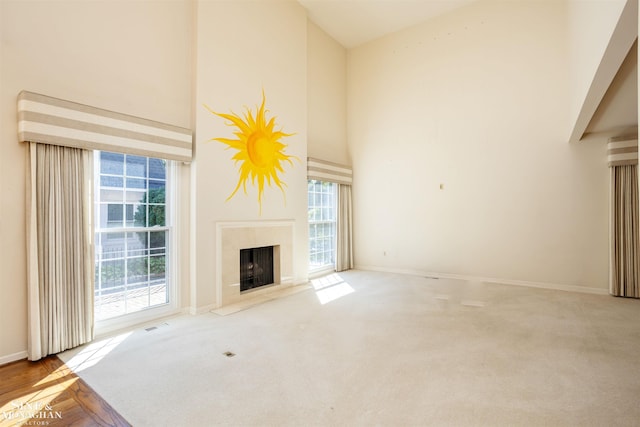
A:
[95, 306, 184, 337]
[0, 350, 28, 365]
[354, 265, 609, 296]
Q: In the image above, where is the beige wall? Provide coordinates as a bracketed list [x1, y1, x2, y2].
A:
[348, 0, 609, 290]
[0, 0, 193, 360]
[192, 0, 309, 311]
[307, 21, 349, 165]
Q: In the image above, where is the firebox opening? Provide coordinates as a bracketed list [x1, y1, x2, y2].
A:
[240, 246, 275, 292]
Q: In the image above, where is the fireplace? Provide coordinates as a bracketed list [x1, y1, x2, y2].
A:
[216, 221, 294, 308]
[240, 246, 275, 292]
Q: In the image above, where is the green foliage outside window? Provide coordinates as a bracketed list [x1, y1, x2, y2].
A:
[134, 188, 166, 227]
[134, 188, 166, 250]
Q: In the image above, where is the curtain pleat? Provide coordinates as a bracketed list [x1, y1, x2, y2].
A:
[610, 164, 640, 298]
[336, 184, 353, 272]
[27, 142, 94, 361]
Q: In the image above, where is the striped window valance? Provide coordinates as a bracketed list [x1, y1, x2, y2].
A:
[608, 136, 638, 167]
[307, 157, 352, 185]
[18, 91, 192, 161]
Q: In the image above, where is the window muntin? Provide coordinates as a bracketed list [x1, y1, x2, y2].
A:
[94, 152, 170, 321]
[308, 180, 337, 271]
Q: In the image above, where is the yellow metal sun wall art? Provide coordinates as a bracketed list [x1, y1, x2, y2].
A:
[205, 91, 296, 213]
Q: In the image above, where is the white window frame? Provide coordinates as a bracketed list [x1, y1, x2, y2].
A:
[308, 179, 338, 275]
[93, 152, 180, 335]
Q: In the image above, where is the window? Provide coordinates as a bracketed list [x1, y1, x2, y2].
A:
[94, 152, 172, 321]
[308, 180, 337, 272]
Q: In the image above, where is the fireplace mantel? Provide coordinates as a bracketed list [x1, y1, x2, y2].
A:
[215, 220, 295, 308]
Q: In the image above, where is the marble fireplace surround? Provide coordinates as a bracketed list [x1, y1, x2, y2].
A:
[215, 220, 295, 308]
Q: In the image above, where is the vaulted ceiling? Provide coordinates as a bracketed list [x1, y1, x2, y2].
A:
[298, 0, 476, 48]
[298, 0, 638, 140]
[585, 40, 637, 138]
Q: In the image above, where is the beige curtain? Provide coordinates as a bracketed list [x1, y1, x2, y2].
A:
[610, 164, 640, 298]
[27, 142, 94, 361]
[336, 184, 353, 272]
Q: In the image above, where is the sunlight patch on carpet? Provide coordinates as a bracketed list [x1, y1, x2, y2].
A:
[64, 332, 133, 373]
[312, 273, 355, 304]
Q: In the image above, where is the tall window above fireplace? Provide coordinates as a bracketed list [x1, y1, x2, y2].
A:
[240, 246, 275, 292]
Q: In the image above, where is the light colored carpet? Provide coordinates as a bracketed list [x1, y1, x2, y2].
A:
[59, 270, 640, 426]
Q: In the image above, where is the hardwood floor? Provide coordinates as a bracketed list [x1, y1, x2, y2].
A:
[0, 356, 129, 427]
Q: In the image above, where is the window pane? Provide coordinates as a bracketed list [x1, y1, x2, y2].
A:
[126, 178, 146, 189]
[328, 207, 336, 221]
[127, 257, 148, 284]
[150, 231, 166, 250]
[150, 255, 166, 280]
[147, 185, 166, 203]
[132, 204, 146, 227]
[307, 208, 316, 222]
[125, 204, 134, 225]
[107, 204, 123, 227]
[149, 158, 166, 179]
[126, 155, 147, 177]
[148, 205, 165, 227]
[100, 152, 124, 175]
[128, 232, 147, 257]
[99, 259, 125, 290]
[100, 232, 125, 258]
[101, 176, 123, 187]
[149, 179, 165, 192]
[100, 189, 123, 203]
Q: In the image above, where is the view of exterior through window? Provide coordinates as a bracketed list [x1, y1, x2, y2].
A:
[94, 152, 170, 321]
[308, 179, 337, 271]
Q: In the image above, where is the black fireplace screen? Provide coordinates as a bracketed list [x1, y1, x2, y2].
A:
[240, 246, 274, 292]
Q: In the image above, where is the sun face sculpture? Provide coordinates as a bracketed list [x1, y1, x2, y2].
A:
[205, 92, 296, 213]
